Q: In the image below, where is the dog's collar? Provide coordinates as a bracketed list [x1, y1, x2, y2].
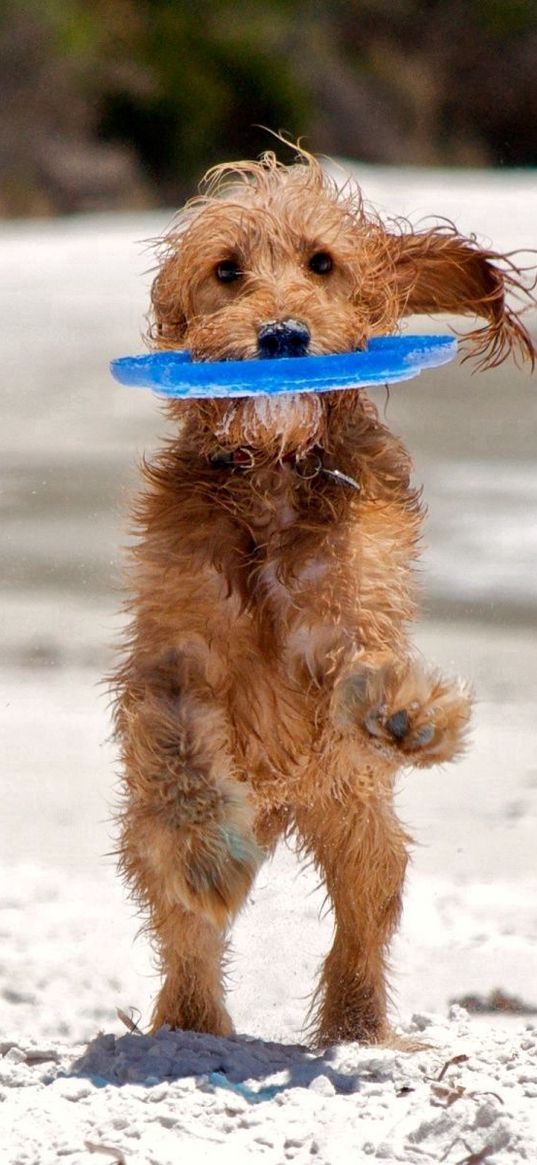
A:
[208, 446, 360, 491]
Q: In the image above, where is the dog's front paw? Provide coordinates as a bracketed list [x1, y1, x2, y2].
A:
[333, 661, 472, 767]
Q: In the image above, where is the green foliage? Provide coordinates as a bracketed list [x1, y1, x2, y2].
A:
[31, 0, 312, 193]
[466, 0, 537, 38]
[1, 0, 537, 213]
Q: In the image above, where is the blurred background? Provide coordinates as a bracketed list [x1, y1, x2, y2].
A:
[2, 0, 537, 217]
[1, 0, 536, 1043]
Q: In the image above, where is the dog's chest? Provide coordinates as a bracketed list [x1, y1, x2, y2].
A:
[252, 492, 297, 604]
[250, 495, 331, 616]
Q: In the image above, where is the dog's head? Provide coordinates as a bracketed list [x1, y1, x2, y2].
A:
[150, 152, 399, 363]
[148, 148, 535, 453]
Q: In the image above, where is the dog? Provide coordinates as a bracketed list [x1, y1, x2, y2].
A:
[112, 148, 535, 1047]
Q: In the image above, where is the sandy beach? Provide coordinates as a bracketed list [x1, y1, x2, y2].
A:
[1, 165, 536, 1162]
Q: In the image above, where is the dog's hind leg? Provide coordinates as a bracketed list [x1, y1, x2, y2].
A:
[295, 796, 409, 1048]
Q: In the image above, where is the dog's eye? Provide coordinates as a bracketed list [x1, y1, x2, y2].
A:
[308, 251, 333, 276]
[215, 259, 242, 284]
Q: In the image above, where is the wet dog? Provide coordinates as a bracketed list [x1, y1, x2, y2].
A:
[112, 149, 534, 1046]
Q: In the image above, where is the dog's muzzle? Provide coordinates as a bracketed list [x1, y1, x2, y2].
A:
[257, 319, 311, 358]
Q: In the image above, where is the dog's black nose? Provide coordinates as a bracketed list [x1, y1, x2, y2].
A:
[257, 318, 311, 358]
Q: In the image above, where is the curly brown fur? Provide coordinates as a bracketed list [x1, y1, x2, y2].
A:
[112, 146, 536, 1048]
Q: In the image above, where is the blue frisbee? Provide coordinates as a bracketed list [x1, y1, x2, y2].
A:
[110, 334, 456, 399]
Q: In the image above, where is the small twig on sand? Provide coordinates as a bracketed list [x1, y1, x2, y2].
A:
[117, 1006, 143, 1034]
[84, 1142, 127, 1164]
[436, 1054, 470, 1082]
[456, 1142, 497, 1165]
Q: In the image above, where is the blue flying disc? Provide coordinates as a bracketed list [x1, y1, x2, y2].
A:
[110, 335, 456, 399]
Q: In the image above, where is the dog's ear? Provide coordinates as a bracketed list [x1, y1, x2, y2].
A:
[148, 249, 188, 349]
[389, 228, 536, 368]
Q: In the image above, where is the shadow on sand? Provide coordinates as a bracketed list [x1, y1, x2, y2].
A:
[68, 1026, 373, 1102]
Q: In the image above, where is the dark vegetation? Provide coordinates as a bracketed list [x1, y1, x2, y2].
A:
[1, 0, 537, 215]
